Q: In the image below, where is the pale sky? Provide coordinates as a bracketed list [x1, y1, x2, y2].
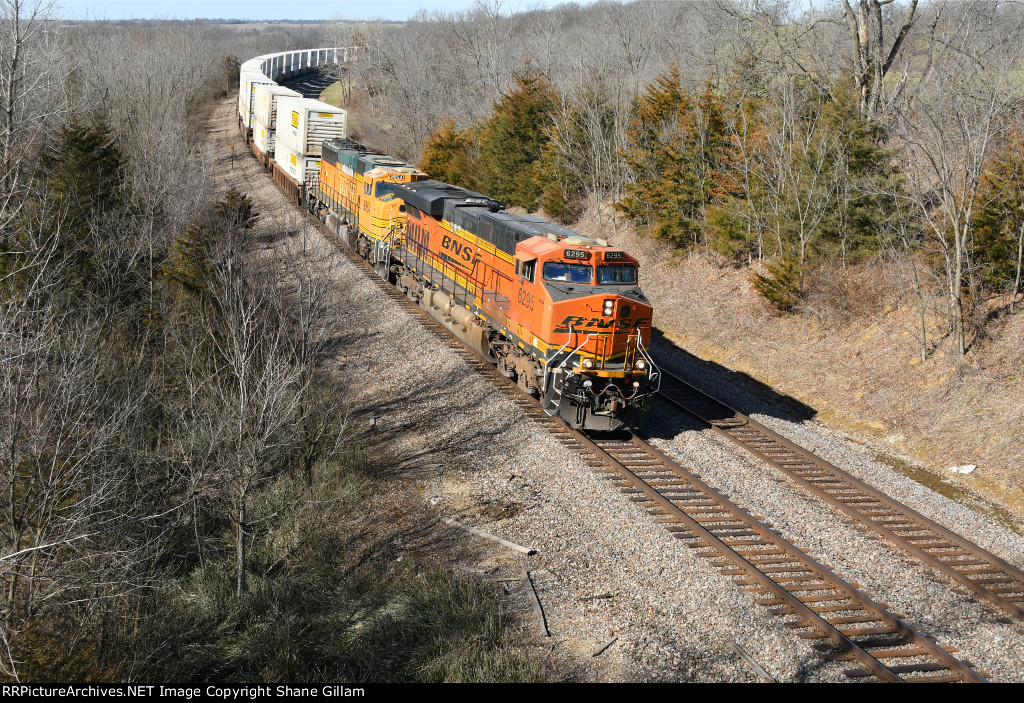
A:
[59, 0, 577, 21]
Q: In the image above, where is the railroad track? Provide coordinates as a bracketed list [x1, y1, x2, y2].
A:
[308, 215, 989, 681]
[548, 432, 987, 683]
[655, 370, 1024, 624]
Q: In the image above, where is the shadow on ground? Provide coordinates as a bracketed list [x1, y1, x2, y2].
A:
[648, 326, 817, 427]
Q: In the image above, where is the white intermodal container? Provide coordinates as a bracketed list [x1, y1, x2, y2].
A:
[275, 97, 347, 158]
[239, 70, 275, 129]
[253, 84, 301, 130]
[252, 119, 275, 156]
[273, 140, 320, 187]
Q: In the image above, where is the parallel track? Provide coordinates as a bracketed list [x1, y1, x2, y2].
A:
[656, 371, 1024, 623]
[310, 215, 986, 682]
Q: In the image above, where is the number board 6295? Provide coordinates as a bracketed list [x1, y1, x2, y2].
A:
[563, 248, 589, 260]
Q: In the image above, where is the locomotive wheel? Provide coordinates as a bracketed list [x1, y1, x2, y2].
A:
[516, 373, 538, 396]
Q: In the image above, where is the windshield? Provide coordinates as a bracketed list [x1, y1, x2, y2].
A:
[375, 181, 397, 197]
[543, 262, 592, 284]
[597, 264, 638, 285]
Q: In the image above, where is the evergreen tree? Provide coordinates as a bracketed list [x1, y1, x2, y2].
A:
[419, 117, 479, 191]
[537, 136, 579, 224]
[537, 81, 623, 224]
[973, 130, 1024, 300]
[40, 116, 124, 221]
[28, 117, 129, 293]
[616, 68, 730, 248]
[478, 72, 554, 210]
[816, 80, 898, 263]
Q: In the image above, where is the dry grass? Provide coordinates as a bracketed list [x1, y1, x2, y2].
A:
[564, 199, 1024, 518]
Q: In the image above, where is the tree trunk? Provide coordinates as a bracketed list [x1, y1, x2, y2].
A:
[236, 498, 246, 597]
[1013, 222, 1024, 313]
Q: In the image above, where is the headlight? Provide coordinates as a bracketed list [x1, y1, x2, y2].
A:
[582, 357, 594, 369]
[636, 359, 646, 370]
[602, 299, 614, 316]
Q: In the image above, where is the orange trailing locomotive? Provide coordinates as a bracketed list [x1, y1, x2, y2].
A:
[308, 138, 660, 432]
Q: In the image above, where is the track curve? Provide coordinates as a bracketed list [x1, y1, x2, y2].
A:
[311, 210, 986, 682]
[655, 369, 1024, 623]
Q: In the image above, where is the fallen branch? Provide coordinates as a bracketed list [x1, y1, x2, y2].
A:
[442, 517, 537, 555]
[729, 641, 776, 682]
[580, 592, 614, 601]
[521, 566, 550, 637]
[592, 636, 618, 657]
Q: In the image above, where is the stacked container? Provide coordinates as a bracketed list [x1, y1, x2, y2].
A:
[253, 84, 301, 130]
[275, 97, 347, 157]
[273, 141, 321, 187]
[252, 122, 274, 158]
[273, 97, 347, 190]
[250, 84, 301, 159]
[238, 71, 276, 130]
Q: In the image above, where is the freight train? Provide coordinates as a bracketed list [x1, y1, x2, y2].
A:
[237, 49, 660, 432]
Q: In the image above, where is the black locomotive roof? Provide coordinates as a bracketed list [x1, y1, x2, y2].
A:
[321, 139, 412, 174]
[321, 138, 370, 167]
[394, 178, 596, 256]
[392, 179, 494, 219]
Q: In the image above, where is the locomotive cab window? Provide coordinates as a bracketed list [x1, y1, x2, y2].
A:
[597, 264, 638, 285]
[543, 262, 592, 284]
[517, 259, 536, 283]
[363, 183, 371, 195]
[375, 182, 397, 198]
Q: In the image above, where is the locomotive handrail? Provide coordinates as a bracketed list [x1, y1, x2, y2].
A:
[542, 325, 575, 397]
[635, 335, 661, 394]
[561, 333, 598, 374]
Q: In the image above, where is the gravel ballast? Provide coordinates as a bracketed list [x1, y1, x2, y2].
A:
[208, 98, 1024, 682]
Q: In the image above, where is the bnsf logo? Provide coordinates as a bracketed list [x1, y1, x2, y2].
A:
[557, 315, 650, 330]
[441, 234, 474, 263]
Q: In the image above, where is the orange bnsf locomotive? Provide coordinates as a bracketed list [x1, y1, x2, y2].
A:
[309, 138, 660, 432]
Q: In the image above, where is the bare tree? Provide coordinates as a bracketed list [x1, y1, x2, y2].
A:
[756, 81, 844, 267]
[0, 0, 68, 236]
[839, 0, 918, 119]
[891, 1, 1024, 360]
[0, 205, 145, 680]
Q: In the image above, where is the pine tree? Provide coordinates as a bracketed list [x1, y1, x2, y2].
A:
[478, 72, 554, 210]
[973, 130, 1024, 301]
[816, 80, 897, 263]
[616, 68, 730, 248]
[753, 255, 803, 312]
[40, 117, 124, 219]
[419, 117, 479, 190]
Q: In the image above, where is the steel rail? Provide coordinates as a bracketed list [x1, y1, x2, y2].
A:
[583, 435, 987, 681]
[656, 370, 1024, 622]
[258, 146, 987, 682]
[315, 224, 984, 681]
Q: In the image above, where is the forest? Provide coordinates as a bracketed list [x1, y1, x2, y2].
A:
[1, 0, 1022, 683]
[335, 0, 1024, 364]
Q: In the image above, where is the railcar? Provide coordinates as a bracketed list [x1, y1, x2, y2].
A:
[312, 138, 425, 278]
[237, 55, 660, 432]
[306, 138, 659, 431]
[389, 179, 658, 432]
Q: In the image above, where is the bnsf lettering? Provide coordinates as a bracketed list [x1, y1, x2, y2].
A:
[558, 315, 650, 330]
[440, 234, 474, 263]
